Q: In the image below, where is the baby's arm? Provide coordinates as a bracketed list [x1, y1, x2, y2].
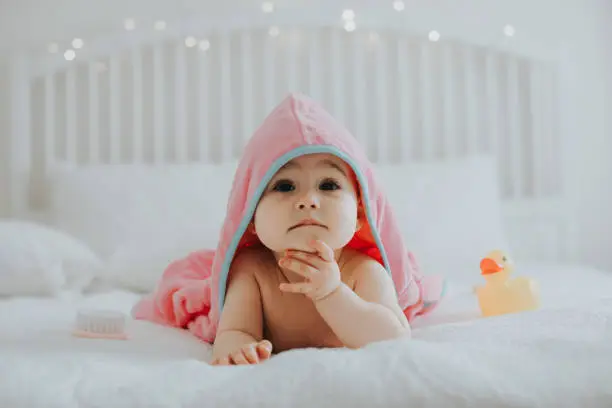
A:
[314, 259, 411, 349]
[212, 251, 272, 364]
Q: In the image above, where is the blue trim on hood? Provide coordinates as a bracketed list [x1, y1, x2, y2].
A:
[218, 145, 391, 312]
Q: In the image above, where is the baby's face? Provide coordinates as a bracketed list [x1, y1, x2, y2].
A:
[253, 153, 361, 253]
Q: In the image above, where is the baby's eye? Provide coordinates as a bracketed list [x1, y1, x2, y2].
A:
[272, 179, 295, 192]
[319, 179, 341, 191]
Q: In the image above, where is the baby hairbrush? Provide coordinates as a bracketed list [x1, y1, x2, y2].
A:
[72, 309, 128, 340]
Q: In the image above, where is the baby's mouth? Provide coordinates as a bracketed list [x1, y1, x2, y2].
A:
[288, 219, 327, 231]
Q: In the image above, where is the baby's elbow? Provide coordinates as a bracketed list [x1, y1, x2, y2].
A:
[364, 324, 412, 348]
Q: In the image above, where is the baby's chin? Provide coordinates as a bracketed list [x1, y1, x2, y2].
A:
[277, 229, 349, 252]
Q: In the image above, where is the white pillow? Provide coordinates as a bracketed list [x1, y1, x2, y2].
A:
[0, 220, 102, 296]
[46, 156, 507, 291]
[101, 234, 211, 293]
[375, 155, 510, 283]
[47, 162, 238, 290]
[48, 162, 238, 259]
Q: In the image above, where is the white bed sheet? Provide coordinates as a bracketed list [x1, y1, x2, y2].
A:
[1, 262, 611, 407]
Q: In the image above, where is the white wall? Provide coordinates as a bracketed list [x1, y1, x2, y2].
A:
[555, 1, 611, 271]
[0, 0, 610, 268]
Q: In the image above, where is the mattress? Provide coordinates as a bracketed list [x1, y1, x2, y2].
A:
[1, 262, 611, 408]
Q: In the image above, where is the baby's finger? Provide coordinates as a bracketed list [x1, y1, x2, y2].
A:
[256, 340, 273, 359]
[280, 257, 318, 279]
[279, 282, 313, 294]
[215, 356, 231, 366]
[231, 350, 249, 365]
[309, 240, 334, 262]
[242, 344, 260, 364]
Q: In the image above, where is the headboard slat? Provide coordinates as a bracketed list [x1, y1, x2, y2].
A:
[441, 44, 457, 158]
[374, 36, 389, 163]
[462, 47, 479, 156]
[65, 68, 77, 164]
[219, 33, 233, 163]
[351, 32, 367, 148]
[152, 45, 165, 164]
[484, 53, 500, 160]
[263, 32, 277, 115]
[87, 63, 100, 164]
[507, 57, 522, 199]
[131, 48, 144, 163]
[241, 32, 255, 149]
[108, 56, 120, 163]
[330, 29, 344, 125]
[174, 43, 188, 163]
[396, 36, 412, 162]
[419, 44, 435, 161]
[307, 30, 321, 103]
[197, 51, 210, 161]
[44, 74, 56, 170]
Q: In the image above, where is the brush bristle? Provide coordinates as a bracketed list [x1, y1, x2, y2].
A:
[75, 310, 126, 335]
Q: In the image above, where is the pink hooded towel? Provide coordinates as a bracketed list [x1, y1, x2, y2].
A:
[132, 93, 445, 343]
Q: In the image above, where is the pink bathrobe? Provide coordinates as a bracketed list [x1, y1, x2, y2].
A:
[132, 93, 445, 343]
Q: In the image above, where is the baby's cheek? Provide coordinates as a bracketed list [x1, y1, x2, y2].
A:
[334, 199, 359, 223]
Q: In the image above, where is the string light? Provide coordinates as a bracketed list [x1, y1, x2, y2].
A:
[124, 18, 136, 30]
[261, 2, 275, 13]
[342, 9, 355, 21]
[71, 38, 84, 49]
[185, 36, 197, 47]
[199, 39, 211, 51]
[50, 8, 522, 59]
[393, 1, 405, 11]
[64, 49, 76, 61]
[428, 30, 440, 42]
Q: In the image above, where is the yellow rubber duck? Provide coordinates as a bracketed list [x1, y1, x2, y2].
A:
[475, 250, 540, 317]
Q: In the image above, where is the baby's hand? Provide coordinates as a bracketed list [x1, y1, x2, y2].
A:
[211, 340, 273, 366]
[278, 240, 341, 301]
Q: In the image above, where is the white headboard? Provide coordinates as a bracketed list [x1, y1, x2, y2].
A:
[5, 14, 570, 262]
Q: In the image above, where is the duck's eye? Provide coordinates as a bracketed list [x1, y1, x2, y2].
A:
[502, 256, 507, 262]
[272, 180, 295, 192]
[319, 179, 341, 191]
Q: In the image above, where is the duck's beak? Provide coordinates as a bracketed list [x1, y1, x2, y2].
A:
[480, 257, 503, 275]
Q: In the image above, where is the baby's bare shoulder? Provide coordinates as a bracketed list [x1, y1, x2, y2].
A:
[339, 248, 386, 285]
[232, 245, 270, 264]
[340, 248, 381, 270]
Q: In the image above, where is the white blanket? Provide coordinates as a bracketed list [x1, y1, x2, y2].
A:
[1, 264, 612, 407]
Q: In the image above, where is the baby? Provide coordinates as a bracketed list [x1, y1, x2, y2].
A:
[210, 153, 411, 365]
[132, 93, 444, 366]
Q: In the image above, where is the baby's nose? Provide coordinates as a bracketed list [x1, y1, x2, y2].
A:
[295, 193, 320, 210]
